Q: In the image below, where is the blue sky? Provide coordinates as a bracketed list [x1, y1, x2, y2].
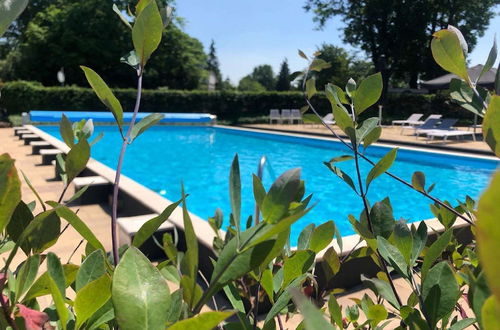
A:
[176, 1, 499, 85]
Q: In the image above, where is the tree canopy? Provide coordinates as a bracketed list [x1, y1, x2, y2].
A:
[206, 40, 223, 90]
[0, 0, 206, 89]
[275, 58, 291, 91]
[304, 0, 499, 93]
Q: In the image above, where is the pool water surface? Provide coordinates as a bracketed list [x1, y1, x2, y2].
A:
[39, 125, 498, 244]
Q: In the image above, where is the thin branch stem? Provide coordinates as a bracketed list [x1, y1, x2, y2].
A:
[0, 294, 17, 330]
[352, 136, 403, 308]
[111, 72, 144, 266]
[276, 314, 285, 330]
[304, 98, 473, 225]
[66, 239, 84, 264]
[57, 184, 70, 204]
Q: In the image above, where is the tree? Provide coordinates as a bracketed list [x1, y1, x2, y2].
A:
[206, 39, 223, 90]
[1, 0, 206, 89]
[275, 58, 291, 91]
[238, 76, 266, 92]
[304, 0, 499, 98]
[313, 44, 350, 89]
[250, 64, 275, 90]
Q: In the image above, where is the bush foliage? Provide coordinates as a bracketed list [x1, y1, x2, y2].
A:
[0, 80, 478, 124]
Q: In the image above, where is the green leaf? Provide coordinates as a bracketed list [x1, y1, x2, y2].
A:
[135, 0, 152, 16]
[331, 102, 353, 134]
[328, 294, 343, 328]
[132, 199, 181, 248]
[496, 62, 500, 95]
[168, 311, 234, 330]
[15, 254, 40, 302]
[229, 154, 241, 234]
[367, 304, 388, 326]
[132, 0, 163, 68]
[431, 29, 469, 82]
[345, 78, 357, 97]
[260, 168, 301, 224]
[361, 275, 401, 309]
[60, 114, 75, 147]
[483, 95, 500, 157]
[261, 269, 275, 303]
[76, 249, 106, 292]
[309, 220, 335, 253]
[412, 171, 426, 192]
[180, 275, 203, 309]
[297, 223, 315, 250]
[363, 126, 381, 149]
[324, 162, 357, 193]
[23, 264, 78, 301]
[86, 300, 115, 330]
[120, 50, 140, 70]
[356, 117, 379, 143]
[130, 113, 164, 141]
[352, 73, 382, 114]
[24, 210, 61, 254]
[306, 77, 317, 99]
[75, 275, 112, 329]
[80, 66, 123, 128]
[422, 262, 460, 327]
[325, 83, 349, 104]
[370, 199, 395, 239]
[112, 246, 170, 330]
[298, 49, 308, 60]
[65, 138, 90, 184]
[112, 4, 132, 29]
[476, 169, 500, 303]
[47, 203, 104, 251]
[321, 246, 340, 278]
[449, 318, 477, 330]
[252, 174, 266, 209]
[366, 148, 398, 188]
[479, 38, 497, 82]
[481, 296, 500, 329]
[265, 274, 308, 322]
[0, 153, 21, 232]
[222, 282, 245, 313]
[159, 264, 180, 284]
[245, 205, 312, 249]
[290, 288, 335, 330]
[421, 229, 452, 280]
[0, 0, 28, 37]
[411, 221, 427, 266]
[7, 201, 33, 254]
[180, 186, 198, 281]
[165, 290, 183, 325]
[394, 221, 413, 265]
[309, 58, 331, 72]
[47, 253, 69, 330]
[210, 226, 277, 287]
[283, 250, 315, 288]
[377, 236, 409, 277]
[449, 78, 489, 116]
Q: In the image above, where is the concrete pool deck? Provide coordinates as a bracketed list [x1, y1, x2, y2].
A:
[242, 124, 492, 155]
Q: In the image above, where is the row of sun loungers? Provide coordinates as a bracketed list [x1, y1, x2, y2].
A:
[269, 109, 302, 124]
[398, 114, 476, 141]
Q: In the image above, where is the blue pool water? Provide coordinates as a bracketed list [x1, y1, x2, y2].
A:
[40, 125, 498, 243]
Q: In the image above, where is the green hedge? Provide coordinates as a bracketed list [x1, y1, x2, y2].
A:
[0, 80, 475, 124]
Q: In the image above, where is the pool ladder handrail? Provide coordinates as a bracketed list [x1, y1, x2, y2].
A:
[254, 155, 267, 225]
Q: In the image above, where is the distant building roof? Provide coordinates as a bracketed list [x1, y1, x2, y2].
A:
[421, 64, 496, 90]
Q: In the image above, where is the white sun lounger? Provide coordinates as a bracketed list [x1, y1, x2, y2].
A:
[425, 129, 476, 142]
[392, 113, 424, 127]
[323, 113, 335, 125]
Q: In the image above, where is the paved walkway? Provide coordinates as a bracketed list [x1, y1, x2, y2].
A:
[244, 124, 491, 154]
[0, 127, 112, 268]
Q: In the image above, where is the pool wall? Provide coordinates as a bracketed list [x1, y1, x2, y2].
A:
[24, 124, 482, 289]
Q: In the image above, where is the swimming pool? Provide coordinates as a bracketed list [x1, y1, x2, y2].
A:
[39, 125, 498, 243]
